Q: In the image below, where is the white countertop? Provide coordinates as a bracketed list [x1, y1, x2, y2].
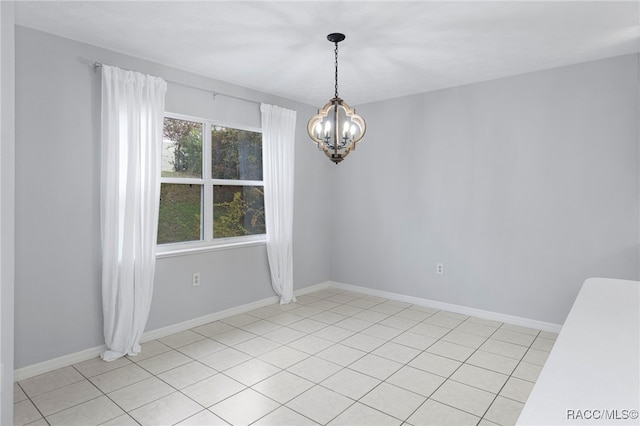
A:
[517, 277, 640, 425]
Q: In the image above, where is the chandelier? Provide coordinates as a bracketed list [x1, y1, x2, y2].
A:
[307, 33, 366, 164]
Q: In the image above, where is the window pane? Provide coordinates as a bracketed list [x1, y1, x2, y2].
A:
[211, 127, 263, 180]
[162, 117, 203, 178]
[213, 185, 265, 238]
[158, 183, 202, 244]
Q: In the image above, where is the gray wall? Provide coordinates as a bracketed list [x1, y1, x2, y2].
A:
[330, 54, 640, 325]
[14, 26, 330, 369]
[1, 4, 16, 425]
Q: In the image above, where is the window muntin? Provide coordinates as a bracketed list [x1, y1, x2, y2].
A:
[158, 114, 265, 250]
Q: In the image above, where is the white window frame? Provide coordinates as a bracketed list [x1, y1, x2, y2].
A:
[157, 112, 266, 258]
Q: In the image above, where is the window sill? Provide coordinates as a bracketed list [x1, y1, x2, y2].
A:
[156, 237, 266, 259]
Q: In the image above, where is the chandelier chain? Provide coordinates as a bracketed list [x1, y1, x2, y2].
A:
[334, 42, 339, 99]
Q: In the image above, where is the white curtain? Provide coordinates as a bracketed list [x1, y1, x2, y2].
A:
[261, 104, 297, 304]
[100, 65, 167, 361]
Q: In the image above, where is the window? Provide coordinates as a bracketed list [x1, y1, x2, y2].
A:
[158, 114, 265, 250]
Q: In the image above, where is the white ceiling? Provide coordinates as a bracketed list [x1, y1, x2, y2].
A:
[14, 1, 640, 106]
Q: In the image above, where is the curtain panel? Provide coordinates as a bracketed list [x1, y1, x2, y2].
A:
[100, 65, 167, 361]
[261, 104, 297, 304]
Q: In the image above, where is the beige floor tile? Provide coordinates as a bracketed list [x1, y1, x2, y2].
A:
[14, 383, 27, 403]
[455, 321, 500, 337]
[408, 399, 480, 426]
[499, 377, 534, 403]
[107, 377, 174, 412]
[427, 340, 476, 362]
[198, 347, 252, 371]
[221, 313, 260, 327]
[212, 328, 256, 346]
[176, 409, 230, 425]
[499, 323, 539, 336]
[191, 321, 234, 338]
[259, 346, 309, 369]
[287, 334, 335, 354]
[46, 395, 123, 426]
[522, 348, 550, 366]
[73, 356, 131, 378]
[334, 317, 375, 332]
[262, 326, 306, 344]
[287, 318, 328, 334]
[349, 354, 403, 380]
[386, 366, 445, 397]
[129, 392, 202, 425]
[240, 319, 283, 335]
[340, 333, 387, 352]
[409, 323, 450, 339]
[328, 402, 402, 426]
[441, 330, 488, 349]
[176, 338, 226, 359]
[19, 366, 85, 398]
[372, 341, 421, 364]
[90, 363, 152, 394]
[224, 358, 281, 386]
[252, 370, 314, 403]
[450, 364, 508, 394]
[32, 380, 101, 416]
[310, 310, 348, 325]
[13, 289, 550, 426]
[379, 314, 420, 330]
[211, 388, 280, 425]
[465, 350, 519, 375]
[409, 352, 462, 378]
[253, 406, 320, 426]
[424, 314, 465, 329]
[321, 368, 381, 400]
[394, 307, 434, 322]
[360, 382, 426, 420]
[157, 361, 216, 389]
[100, 414, 140, 425]
[316, 344, 367, 367]
[287, 385, 354, 425]
[511, 361, 542, 382]
[181, 373, 246, 407]
[13, 400, 43, 426]
[352, 309, 391, 323]
[233, 336, 282, 357]
[430, 380, 495, 417]
[287, 356, 343, 383]
[158, 330, 205, 349]
[479, 339, 528, 360]
[491, 329, 536, 347]
[268, 312, 305, 326]
[126, 340, 172, 362]
[531, 336, 555, 352]
[311, 325, 355, 342]
[361, 323, 403, 340]
[483, 395, 524, 426]
[391, 331, 437, 351]
[136, 350, 191, 375]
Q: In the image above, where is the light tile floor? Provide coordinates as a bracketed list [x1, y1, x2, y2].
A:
[14, 288, 557, 426]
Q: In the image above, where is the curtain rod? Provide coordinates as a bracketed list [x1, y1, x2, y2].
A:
[92, 62, 262, 106]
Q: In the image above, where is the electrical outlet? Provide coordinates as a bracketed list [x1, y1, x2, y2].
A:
[192, 272, 201, 287]
[436, 263, 444, 275]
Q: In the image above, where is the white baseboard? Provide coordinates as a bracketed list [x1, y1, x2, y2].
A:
[14, 345, 106, 382]
[329, 281, 562, 333]
[13, 282, 333, 382]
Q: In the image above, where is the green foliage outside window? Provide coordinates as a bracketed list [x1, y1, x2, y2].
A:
[158, 117, 265, 245]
